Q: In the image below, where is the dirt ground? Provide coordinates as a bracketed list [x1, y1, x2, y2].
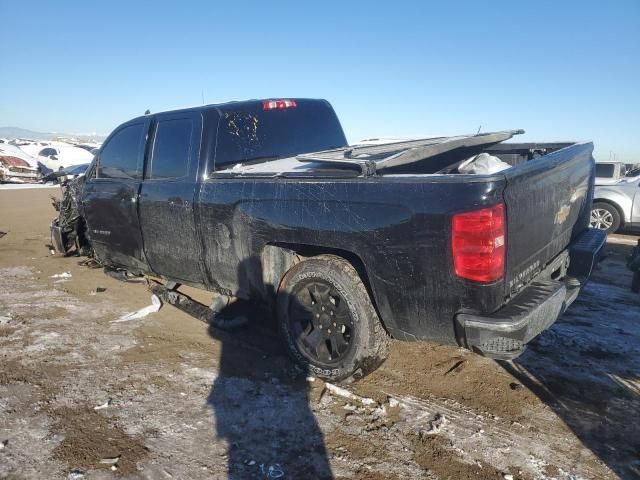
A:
[0, 186, 638, 479]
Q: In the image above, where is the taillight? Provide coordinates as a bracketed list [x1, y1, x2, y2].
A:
[452, 203, 506, 282]
[263, 99, 297, 110]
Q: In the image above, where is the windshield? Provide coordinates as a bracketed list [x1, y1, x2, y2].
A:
[213, 99, 347, 171]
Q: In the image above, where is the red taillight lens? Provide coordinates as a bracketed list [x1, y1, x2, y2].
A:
[263, 99, 297, 110]
[452, 203, 505, 282]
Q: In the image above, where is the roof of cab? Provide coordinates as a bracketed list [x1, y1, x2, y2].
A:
[126, 98, 330, 123]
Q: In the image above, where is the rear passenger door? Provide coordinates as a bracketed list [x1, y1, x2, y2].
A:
[138, 111, 206, 284]
[82, 121, 149, 272]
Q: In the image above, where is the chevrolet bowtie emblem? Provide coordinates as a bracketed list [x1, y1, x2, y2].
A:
[555, 204, 571, 225]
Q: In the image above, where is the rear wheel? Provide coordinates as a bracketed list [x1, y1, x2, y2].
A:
[590, 202, 621, 233]
[277, 255, 390, 383]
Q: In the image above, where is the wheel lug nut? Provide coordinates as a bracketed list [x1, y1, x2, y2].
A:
[321, 306, 325, 311]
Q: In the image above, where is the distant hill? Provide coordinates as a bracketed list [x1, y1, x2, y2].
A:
[0, 126, 54, 140]
[0, 126, 105, 142]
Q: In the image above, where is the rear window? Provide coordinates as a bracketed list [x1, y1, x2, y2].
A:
[595, 163, 615, 178]
[213, 100, 347, 171]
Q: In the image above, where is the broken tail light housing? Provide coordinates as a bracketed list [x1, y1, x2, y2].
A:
[452, 203, 505, 282]
[263, 99, 297, 110]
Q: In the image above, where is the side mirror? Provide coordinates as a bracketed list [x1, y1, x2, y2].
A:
[50, 155, 58, 160]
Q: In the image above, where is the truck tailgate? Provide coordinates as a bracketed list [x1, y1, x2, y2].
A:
[501, 142, 594, 296]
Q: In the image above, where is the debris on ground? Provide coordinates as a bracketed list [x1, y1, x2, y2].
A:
[99, 456, 120, 465]
[419, 413, 449, 436]
[78, 259, 101, 269]
[323, 382, 376, 406]
[0, 315, 10, 325]
[66, 469, 85, 480]
[114, 295, 162, 322]
[444, 359, 467, 376]
[50, 272, 72, 279]
[0, 440, 8, 450]
[89, 287, 106, 296]
[0, 231, 6, 239]
[93, 399, 112, 410]
[260, 463, 285, 479]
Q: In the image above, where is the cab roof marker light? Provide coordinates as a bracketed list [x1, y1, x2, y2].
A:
[263, 99, 297, 110]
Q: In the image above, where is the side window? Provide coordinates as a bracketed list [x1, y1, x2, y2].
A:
[148, 118, 193, 179]
[98, 124, 143, 179]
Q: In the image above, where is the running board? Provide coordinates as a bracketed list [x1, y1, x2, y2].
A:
[148, 281, 214, 323]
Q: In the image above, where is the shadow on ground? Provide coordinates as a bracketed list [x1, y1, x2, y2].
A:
[206, 259, 334, 479]
[501, 242, 640, 479]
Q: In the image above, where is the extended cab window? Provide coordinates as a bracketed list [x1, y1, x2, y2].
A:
[98, 124, 143, 179]
[148, 118, 193, 179]
[213, 100, 347, 171]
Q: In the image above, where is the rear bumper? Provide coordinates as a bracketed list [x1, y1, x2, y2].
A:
[457, 228, 606, 360]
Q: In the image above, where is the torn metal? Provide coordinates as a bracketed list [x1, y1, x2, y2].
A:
[50, 176, 92, 256]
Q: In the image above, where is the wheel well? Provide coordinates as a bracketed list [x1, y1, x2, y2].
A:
[265, 242, 380, 318]
[592, 199, 625, 225]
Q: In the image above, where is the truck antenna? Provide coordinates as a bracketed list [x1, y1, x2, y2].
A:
[476, 125, 482, 135]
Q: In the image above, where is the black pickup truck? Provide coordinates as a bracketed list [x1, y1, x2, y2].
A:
[52, 98, 605, 382]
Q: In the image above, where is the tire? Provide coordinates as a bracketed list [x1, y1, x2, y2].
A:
[590, 202, 621, 233]
[277, 255, 390, 383]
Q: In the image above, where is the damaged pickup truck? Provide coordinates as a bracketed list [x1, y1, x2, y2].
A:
[52, 98, 605, 382]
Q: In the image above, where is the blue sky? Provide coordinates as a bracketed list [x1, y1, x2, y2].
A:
[1, 0, 638, 161]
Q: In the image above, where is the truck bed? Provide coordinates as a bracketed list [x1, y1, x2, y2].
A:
[201, 136, 595, 345]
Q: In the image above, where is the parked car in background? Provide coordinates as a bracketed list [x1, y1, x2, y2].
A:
[0, 143, 40, 183]
[591, 179, 640, 233]
[595, 161, 628, 185]
[35, 145, 94, 173]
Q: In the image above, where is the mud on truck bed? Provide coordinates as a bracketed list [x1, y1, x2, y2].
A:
[51, 98, 606, 382]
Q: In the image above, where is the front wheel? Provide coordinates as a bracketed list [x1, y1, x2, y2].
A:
[277, 255, 390, 383]
[590, 202, 621, 233]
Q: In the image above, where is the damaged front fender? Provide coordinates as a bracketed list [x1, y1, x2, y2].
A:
[50, 176, 92, 256]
